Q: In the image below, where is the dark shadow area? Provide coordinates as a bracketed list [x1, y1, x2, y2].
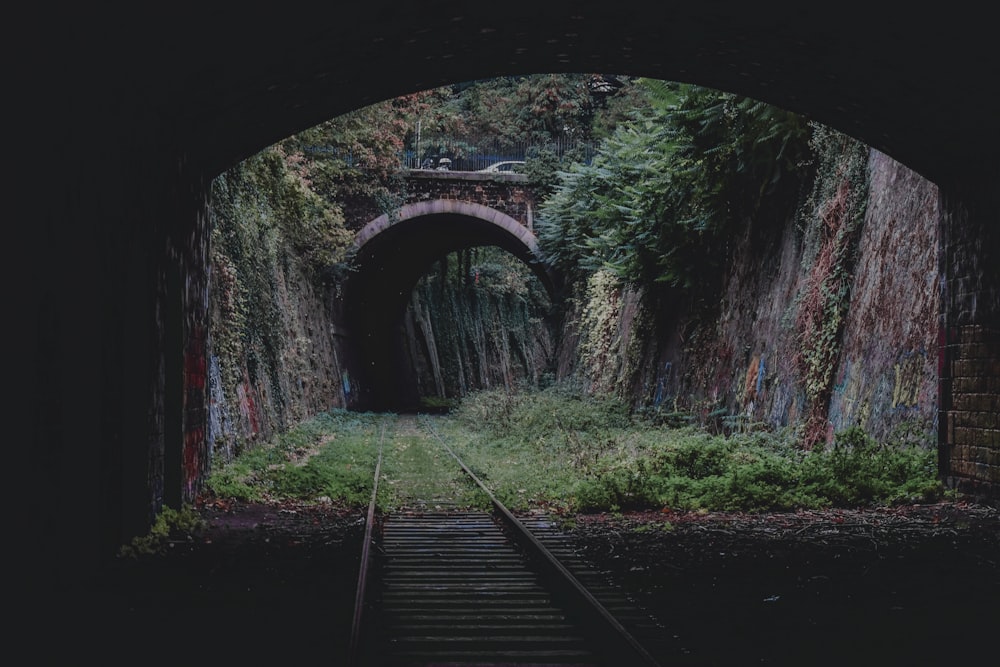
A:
[46, 498, 999, 666]
[344, 213, 557, 411]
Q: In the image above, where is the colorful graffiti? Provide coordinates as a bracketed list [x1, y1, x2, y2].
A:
[891, 349, 927, 410]
[743, 355, 766, 402]
[653, 361, 672, 406]
[183, 327, 209, 499]
[829, 348, 932, 441]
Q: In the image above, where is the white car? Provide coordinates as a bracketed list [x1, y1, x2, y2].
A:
[478, 160, 525, 173]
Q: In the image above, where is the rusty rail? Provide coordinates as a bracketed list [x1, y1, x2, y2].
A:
[347, 421, 385, 667]
[420, 415, 663, 667]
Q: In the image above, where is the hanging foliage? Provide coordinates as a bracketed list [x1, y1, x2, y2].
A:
[536, 81, 813, 293]
[793, 126, 870, 448]
[405, 247, 555, 403]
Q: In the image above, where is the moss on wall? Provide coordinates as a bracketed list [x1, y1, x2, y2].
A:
[208, 148, 353, 460]
[402, 247, 556, 404]
[554, 128, 939, 448]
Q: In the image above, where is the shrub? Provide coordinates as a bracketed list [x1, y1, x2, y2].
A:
[119, 505, 207, 558]
[204, 409, 383, 506]
[799, 426, 942, 506]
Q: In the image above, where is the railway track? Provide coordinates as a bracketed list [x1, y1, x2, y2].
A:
[349, 416, 665, 667]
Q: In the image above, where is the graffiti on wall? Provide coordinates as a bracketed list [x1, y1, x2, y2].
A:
[183, 327, 208, 499]
[236, 375, 260, 435]
[891, 349, 928, 410]
[832, 359, 867, 424]
[829, 348, 932, 441]
[742, 355, 766, 410]
[739, 355, 765, 417]
[653, 361, 672, 406]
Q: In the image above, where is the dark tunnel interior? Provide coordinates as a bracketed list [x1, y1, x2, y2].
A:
[344, 212, 557, 410]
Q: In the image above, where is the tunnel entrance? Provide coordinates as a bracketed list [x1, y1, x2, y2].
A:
[344, 207, 558, 411]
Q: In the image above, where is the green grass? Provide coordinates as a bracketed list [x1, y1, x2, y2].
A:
[204, 409, 387, 506]
[203, 409, 486, 512]
[443, 386, 946, 513]
[377, 419, 486, 511]
[202, 389, 948, 517]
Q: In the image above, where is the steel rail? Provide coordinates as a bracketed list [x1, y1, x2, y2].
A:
[420, 416, 663, 667]
[348, 421, 385, 667]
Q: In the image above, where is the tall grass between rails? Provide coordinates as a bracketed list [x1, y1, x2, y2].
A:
[202, 388, 946, 517]
[203, 409, 485, 512]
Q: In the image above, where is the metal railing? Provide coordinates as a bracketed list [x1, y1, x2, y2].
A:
[402, 133, 596, 172]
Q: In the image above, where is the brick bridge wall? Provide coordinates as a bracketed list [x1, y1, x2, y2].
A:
[939, 184, 1000, 503]
[345, 169, 540, 232]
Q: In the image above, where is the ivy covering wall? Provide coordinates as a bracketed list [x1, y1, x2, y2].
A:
[545, 125, 938, 450]
[207, 78, 942, 457]
[401, 247, 556, 407]
[208, 148, 354, 461]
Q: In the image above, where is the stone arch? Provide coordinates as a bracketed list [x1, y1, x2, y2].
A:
[344, 200, 560, 411]
[354, 199, 543, 265]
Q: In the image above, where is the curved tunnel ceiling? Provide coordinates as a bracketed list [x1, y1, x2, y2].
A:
[102, 2, 997, 193]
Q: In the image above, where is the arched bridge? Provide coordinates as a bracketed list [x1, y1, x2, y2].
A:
[354, 168, 540, 251]
[346, 169, 556, 409]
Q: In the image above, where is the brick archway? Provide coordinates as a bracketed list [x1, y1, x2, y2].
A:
[354, 199, 542, 261]
[345, 198, 560, 411]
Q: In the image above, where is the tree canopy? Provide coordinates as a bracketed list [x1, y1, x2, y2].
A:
[536, 80, 813, 292]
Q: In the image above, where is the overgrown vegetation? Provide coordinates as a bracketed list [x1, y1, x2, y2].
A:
[409, 73, 634, 171]
[208, 73, 924, 520]
[793, 126, 870, 447]
[203, 411, 385, 506]
[407, 246, 555, 401]
[536, 80, 812, 292]
[209, 147, 358, 457]
[199, 390, 945, 519]
[377, 420, 488, 511]
[205, 75, 633, 455]
[445, 387, 945, 513]
[119, 505, 207, 558]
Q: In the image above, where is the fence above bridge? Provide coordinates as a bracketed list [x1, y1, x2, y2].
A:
[402, 133, 596, 172]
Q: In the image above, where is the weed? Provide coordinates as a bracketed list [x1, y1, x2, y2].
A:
[446, 388, 945, 513]
[203, 392, 946, 518]
[204, 409, 386, 506]
[118, 505, 207, 558]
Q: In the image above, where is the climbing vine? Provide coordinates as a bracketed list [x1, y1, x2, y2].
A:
[577, 269, 625, 395]
[407, 247, 555, 402]
[793, 125, 870, 448]
[208, 147, 354, 453]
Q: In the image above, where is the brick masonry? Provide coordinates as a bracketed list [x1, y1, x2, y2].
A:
[939, 182, 1000, 503]
[941, 325, 1000, 500]
[401, 169, 538, 231]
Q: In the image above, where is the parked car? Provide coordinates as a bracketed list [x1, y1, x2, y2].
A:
[478, 160, 525, 173]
